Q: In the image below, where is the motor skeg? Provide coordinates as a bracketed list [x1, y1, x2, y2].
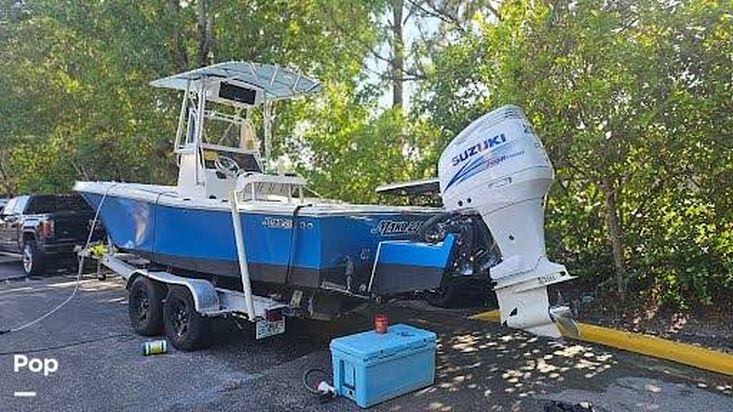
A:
[438, 105, 574, 337]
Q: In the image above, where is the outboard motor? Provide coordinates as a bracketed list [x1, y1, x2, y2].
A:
[438, 105, 575, 337]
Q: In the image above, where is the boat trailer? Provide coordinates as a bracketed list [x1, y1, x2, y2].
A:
[93, 250, 288, 340]
[82, 190, 295, 346]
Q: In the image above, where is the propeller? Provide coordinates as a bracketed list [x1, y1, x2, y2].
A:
[548, 291, 580, 338]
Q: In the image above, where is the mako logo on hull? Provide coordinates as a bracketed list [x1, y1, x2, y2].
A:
[451, 133, 508, 166]
[371, 220, 424, 236]
[262, 217, 314, 230]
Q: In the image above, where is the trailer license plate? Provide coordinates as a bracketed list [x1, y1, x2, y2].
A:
[255, 319, 285, 339]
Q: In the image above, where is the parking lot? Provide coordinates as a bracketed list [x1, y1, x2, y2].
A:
[0, 260, 731, 412]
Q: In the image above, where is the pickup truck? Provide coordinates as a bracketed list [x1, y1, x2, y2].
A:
[0, 194, 105, 275]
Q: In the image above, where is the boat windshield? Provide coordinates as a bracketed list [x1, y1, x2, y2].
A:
[180, 101, 258, 152]
[198, 110, 257, 153]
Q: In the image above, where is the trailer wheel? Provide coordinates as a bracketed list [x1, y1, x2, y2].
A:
[163, 286, 211, 351]
[128, 277, 165, 336]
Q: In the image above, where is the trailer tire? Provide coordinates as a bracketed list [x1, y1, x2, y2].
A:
[128, 277, 165, 336]
[163, 286, 211, 351]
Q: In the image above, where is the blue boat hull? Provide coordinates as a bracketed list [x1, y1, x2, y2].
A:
[79, 192, 435, 291]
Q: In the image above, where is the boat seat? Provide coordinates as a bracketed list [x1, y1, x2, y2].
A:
[202, 151, 266, 200]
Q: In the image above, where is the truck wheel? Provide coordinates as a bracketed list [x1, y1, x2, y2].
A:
[22, 242, 46, 276]
[128, 277, 165, 336]
[163, 286, 211, 351]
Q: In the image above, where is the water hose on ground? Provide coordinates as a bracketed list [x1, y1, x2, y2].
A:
[302, 367, 337, 403]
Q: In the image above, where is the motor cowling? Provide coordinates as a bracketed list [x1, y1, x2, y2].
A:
[437, 105, 575, 337]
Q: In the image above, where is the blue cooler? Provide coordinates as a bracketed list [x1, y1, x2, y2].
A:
[330, 324, 436, 408]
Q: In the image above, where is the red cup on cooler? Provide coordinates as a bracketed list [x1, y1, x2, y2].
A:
[374, 314, 389, 333]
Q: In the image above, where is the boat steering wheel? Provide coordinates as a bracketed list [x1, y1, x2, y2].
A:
[215, 155, 241, 177]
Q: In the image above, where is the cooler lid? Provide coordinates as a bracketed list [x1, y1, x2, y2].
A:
[330, 324, 436, 361]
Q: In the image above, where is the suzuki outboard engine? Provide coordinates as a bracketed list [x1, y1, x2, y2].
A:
[438, 105, 575, 337]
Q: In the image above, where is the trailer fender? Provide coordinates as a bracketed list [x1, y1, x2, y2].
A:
[127, 271, 221, 315]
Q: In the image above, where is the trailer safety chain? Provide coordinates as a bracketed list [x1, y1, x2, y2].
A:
[0, 183, 116, 336]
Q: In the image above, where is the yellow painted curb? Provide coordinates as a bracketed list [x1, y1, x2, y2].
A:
[470, 310, 733, 376]
[469, 309, 501, 322]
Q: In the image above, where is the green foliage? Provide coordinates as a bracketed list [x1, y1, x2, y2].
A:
[415, 0, 733, 306]
[290, 89, 424, 203]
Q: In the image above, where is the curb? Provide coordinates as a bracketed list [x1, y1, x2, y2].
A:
[470, 309, 733, 376]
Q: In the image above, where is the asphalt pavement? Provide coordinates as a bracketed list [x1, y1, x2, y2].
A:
[0, 261, 730, 411]
[0, 256, 25, 281]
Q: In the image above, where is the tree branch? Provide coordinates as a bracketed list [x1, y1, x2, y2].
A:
[406, 0, 466, 33]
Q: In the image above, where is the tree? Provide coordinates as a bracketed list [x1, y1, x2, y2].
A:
[392, 0, 405, 107]
[414, 0, 733, 306]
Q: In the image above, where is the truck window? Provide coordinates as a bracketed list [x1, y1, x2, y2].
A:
[12, 196, 28, 214]
[1, 198, 16, 215]
[25, 195, 91, 214]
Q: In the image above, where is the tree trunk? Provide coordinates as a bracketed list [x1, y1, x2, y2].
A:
[601, 179, 627, 301]
[391, 0, 404, 108]
[167, 0, 189, 71]
[196, 0, 214, 67]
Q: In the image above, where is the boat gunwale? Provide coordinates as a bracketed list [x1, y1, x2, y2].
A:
[73, 181, 441, 217]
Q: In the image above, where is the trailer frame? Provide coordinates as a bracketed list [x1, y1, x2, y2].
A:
[90, 250, 288, 341]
